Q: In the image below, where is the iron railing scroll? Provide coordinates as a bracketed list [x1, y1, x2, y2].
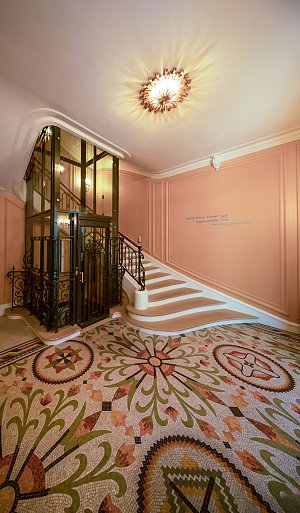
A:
[6, 239, 74, 333]
[6, 249, 32, 311]
[6, 268, 28, 311]
[118, 232, 145, 291]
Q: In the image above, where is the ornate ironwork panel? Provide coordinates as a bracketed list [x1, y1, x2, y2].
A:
[76, 216, 110, 328]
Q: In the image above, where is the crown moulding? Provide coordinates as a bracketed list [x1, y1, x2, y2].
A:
[124, 125, 300, 180]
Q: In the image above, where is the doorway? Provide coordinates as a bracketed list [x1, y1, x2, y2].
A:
[72, 213, 110, 328]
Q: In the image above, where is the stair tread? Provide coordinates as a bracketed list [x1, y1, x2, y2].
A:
[143, 265, 160, 271]
[127, 297, 225, 316]
[126, 308, 257, 332]
[148, 287, 202, 302]
[145, 272, 170, 280]
[146, 279, 186, 291]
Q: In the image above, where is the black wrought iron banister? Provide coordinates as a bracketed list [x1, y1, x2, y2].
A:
[7, 232, 146, 331]
[6, 267, 29, 311]
[118, 232, 145, 291]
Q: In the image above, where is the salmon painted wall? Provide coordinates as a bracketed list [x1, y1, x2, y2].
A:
[0, 194, 25, 307]
[119, 141, 300, 324]
[119, 170, 151, 253]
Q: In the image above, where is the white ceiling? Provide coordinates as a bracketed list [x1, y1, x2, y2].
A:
[0, 0, 300, 195]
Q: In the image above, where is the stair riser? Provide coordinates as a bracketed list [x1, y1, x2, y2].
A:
[128, 304, 225, 322]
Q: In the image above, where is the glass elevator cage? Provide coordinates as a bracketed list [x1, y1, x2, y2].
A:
[24, 126, 119, 331]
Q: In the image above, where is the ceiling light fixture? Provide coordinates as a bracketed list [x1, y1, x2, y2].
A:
[140, 67, 191, 113]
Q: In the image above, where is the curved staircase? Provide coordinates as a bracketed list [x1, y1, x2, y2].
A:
[124, 258, 257, 335]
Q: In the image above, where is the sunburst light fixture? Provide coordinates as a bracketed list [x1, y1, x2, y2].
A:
[140, 67, 191, 113]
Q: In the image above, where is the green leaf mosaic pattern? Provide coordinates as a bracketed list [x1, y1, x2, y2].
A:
[0, 320, 299, 512]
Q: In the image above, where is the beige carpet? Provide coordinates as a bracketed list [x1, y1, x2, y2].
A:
[0, 316, 36, 351]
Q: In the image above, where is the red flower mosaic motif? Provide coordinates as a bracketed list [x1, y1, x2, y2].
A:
[39, 393, 53, 405]
[114, 443, 136, 468]
[291, 403, 300, 414]
[20, 381, 33, 395]
[235, 450, 267, 474]
[164, 407, 179, 422]
[139, 416, 153, 436]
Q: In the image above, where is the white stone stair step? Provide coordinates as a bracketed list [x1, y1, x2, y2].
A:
[127, 297, 225, 321]
[125, 309, 257, 334]
[145, 267, 166, 275]
[148, 287, 203, 304]
[145, 272, 170, 282]
[143, 265, 160, 271]
[146, 279, 186, 292]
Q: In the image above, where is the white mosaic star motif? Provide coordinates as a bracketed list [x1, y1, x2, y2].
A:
[224, 351, 280, 379]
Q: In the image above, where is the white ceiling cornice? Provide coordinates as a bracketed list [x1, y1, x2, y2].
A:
[126, 126, 300, 179]
[24, 108, 131, 160]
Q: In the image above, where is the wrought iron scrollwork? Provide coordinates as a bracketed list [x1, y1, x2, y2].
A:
[85, 238, 105, 263]
[23, 248, 32, 269]
[118, 233, 145, 291]
[109, 264, 125, 307]
[6, 268, 29, 309]
[7, 230, 145, 330]
[7, 236, 74, 332]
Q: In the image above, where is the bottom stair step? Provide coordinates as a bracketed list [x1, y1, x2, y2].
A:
[125, 309, 257, 333]
[127, 297, 225, 317]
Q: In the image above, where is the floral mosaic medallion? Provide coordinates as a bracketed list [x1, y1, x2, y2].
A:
[32, 340, 94, 384]
[137, 436, 274, 513]
[213, 344, 294, 392]
[96, 328, 227, 429]
[0, 320, 299, 513]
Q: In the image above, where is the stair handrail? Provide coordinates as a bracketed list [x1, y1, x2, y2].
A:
[118, 232, 145, 291]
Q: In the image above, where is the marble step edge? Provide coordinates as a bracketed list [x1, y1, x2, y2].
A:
[147, 287, 204, 306]
[127, 300, 226, 322]
[128, 305, 224, 323]
[145, 272, 171, 283]
[145, 268, 164, 274]
[146, 280, 186, 293]
[122, 310, 257, 336]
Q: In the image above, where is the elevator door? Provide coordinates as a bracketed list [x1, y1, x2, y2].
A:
[76, 215, 110, 327]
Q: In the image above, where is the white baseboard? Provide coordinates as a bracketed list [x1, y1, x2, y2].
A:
[0, 303, 11, 316]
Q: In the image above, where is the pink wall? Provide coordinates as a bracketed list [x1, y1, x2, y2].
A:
[119, 141, 300, 324]
[0, 194, 25, 306]
[119, 171, 151, 253]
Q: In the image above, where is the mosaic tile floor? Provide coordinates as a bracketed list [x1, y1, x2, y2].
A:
[0, 320, 299, 512]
